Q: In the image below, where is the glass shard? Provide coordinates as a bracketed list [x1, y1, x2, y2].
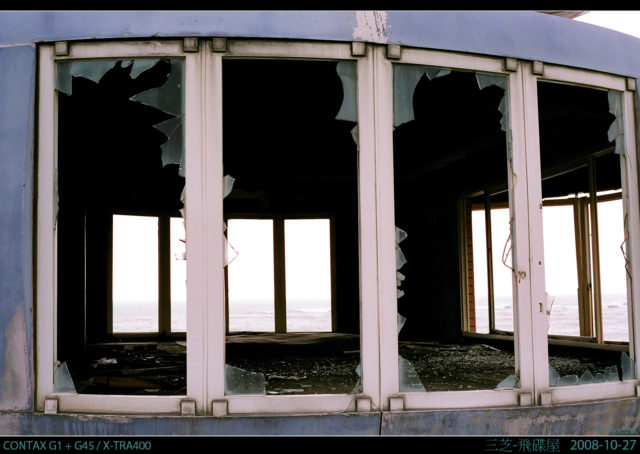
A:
[621, 351, 635, 380]
[557, 375, 579, 386]
[398, 356, 426, 392]
[224, 364, 266, 395]
[53, 361, 77, 393]
[393, 64, 427, 128]
[604, 365, 620, 382]
[495, 374, 519, 389]
[335, 61, 358, 123]
[397, 313, 407, 335]
[607, 90, 625, 155]
[578, 369, 596, 385]
[425, 66, 451, 81]
[396, 245, 407, 270]
[351, 363, 363, 394]
[395, 227, 408, 244]
[223, 175, 235, 198]
[549, 366, 560, 386]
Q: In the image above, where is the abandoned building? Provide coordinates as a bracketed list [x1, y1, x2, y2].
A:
[2, 10, 640, 435]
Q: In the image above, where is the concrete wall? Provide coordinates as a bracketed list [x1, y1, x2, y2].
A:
[1, 11, 640, 435]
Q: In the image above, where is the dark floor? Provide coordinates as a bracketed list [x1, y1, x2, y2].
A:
[64, 334, 629, 395]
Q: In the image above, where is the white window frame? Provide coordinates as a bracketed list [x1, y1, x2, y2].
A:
[374, 47, 536, 409]
[37, 40, 198, 414]
[36, 38, 640, 416]
[36, 38, 381, 415]
[208, 39, 379, 415]
[524, 63, 640, 404]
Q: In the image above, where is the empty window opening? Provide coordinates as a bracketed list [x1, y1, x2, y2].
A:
[285, 219, 332, 332]
[55, 57, 186, 395]
[222, 59, 360, 395]
[112, 215, 159, 333]
[393, 65, 517, 391]
[542, 204, 581, 337]
[537, 80, 634, 385]
[598, 198, 628, 342]
[470, 203, 515, 335]
[226, 219, 276, 333]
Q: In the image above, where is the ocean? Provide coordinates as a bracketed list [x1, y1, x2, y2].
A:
[474, 293, 630, 342]
[113, 294, 630, 341]
[113, 299, 332, 333]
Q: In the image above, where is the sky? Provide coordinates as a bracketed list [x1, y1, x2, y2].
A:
[576, 11, 640, 38]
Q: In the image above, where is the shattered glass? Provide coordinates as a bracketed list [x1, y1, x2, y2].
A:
[335, 61, 358, 123]
[604, 365, 620, 382]
[393, 64, 428, 128]
[495, 374, 520, 389]
[476, 72, 509, 133]
[335, 61, 359, 151]
[53, 361, 77, 393]
[398, 356, 426, 392]
[578, 369, 597, 384]
[425, 66, 451, 81]
[621, 351, 636, 380]
[56, 58, 185, 175]
[549, 366, 560, 386]
[557, 375, 579, 386]
[224, 364, 266, 395]
[607, 90, 625, 156]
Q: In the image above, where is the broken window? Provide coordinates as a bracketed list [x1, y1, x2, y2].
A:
[393, 64, 518, 391]
[55, 57, 186, 395]
[222, 59, 360, 395]
[536, 80, 635, 386]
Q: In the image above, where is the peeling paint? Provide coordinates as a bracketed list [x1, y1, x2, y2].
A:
[353, 11, 388, 43]
[0, 306, 30, 411]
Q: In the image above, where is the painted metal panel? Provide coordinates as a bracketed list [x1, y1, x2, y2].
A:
[381, 397, 640, 435]
[0, 412, 381, 436]
[0, 45, 35, 411]
[1, 11, 640, 79]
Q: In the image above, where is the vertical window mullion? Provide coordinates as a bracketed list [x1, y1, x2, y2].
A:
[361, 45, 389, 410]
[203, 41, 227, 412]
[158, 215, 171, 336]
[510, 62, 549, 397]
[184, 47, 208, 414]
[621, 89, 639, 365]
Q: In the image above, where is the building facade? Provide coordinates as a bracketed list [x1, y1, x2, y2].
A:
[2, 10, 640, 435]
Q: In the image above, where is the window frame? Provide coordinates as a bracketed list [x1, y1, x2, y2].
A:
[210, 38, 379, 415]
[36, 40, 196, 414]
[36, 38, 640, 416]
[374, 47, 536, 409]
[36, 38, 381, 415]
[223, 213, 337, 335]
[524, 63, 640, 404]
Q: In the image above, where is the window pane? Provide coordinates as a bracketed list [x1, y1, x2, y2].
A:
[112, 215, 159, 333]
[56, 57, 186, 395]
[537, 80, 631, 386]
[471, 209, 489, 334]
[543, 205, 580, 336]
[393, 65, 517, 391]
[285, 219, 332, 332]
[226, 219, 276, 332]
[222, 59, 360, 396]
[598, 198, 628, 342]
[491, 208, 514, 332]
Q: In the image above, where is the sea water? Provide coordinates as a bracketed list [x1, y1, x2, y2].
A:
[474, 293, 629, 342]
[113, 294, 630, 340]
[113, 299, 332, 333]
